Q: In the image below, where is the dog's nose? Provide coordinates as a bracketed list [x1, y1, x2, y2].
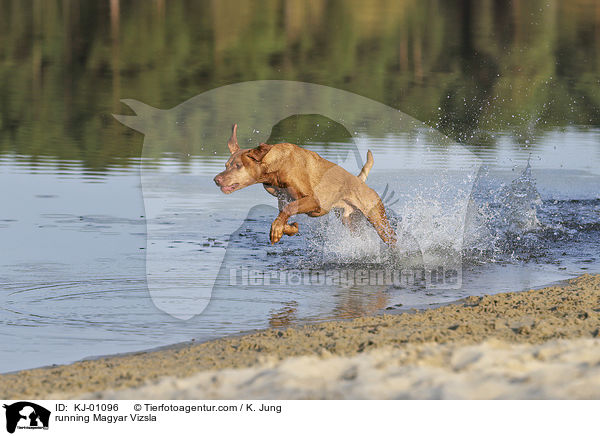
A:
[214, 175, 222, 186]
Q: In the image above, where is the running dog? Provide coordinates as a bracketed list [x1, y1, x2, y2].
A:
[214, 124, 396, 246]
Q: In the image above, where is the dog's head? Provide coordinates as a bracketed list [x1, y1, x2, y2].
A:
[213, 124, 272, 194]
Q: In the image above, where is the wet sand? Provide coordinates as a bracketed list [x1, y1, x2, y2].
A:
[1, 274, 599, 399]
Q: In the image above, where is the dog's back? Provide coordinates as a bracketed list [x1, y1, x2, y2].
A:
[262, 142, 377, 213]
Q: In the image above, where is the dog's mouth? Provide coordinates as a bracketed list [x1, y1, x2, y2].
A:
[220, 183, 240, 194]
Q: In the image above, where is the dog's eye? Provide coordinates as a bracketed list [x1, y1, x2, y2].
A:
[236, 164, 242, 169]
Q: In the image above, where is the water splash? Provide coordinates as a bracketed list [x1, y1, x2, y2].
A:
[496, 158, 543, 233]
[302, 162, 549, 269]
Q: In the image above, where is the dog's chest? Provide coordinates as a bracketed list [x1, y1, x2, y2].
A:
[264, 184, 295, 201]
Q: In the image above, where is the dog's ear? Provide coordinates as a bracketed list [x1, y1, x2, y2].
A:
[246, 143, 272, 162]
[227, 124, 240, 154]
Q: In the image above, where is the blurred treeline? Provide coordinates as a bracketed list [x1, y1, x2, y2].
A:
[0, 0, 598, 169]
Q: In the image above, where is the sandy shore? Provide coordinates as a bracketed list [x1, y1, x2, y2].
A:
[87, 338, 600, 400]
[1, 274, 599, 399]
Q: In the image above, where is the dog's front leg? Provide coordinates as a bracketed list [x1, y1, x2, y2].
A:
[270, 196, 320, 244]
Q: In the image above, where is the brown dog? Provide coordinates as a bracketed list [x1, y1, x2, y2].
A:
[214, 124, 397, 246]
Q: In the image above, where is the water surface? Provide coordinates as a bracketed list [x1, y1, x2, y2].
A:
[1, 129, 598, 372]
[1, 0, 599, 372]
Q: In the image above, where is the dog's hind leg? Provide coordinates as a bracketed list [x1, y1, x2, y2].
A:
[358, 193, 397, 246]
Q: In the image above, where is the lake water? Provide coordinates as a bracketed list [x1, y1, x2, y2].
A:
[1, 127, 599, 372]
[1, 0, 599, 372]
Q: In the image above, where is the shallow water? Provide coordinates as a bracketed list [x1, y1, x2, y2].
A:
[2, 0, 600, 373]
[1, 130, 598, 373]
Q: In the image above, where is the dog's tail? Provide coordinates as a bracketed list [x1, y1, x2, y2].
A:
[357, 150, 374, 182]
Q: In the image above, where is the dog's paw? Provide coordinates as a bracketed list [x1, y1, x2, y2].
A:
[270, 218, 286, 244]
[284, 222, 299, 236]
